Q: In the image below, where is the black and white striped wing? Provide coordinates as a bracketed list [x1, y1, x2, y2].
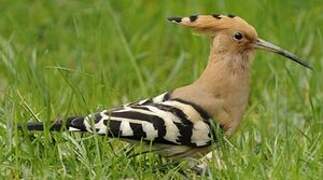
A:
[68, 92, 214, 147]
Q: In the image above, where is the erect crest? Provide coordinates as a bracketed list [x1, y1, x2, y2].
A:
[167, 14, 258, 40]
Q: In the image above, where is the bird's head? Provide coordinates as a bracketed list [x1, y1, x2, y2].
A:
[168, 14, 312, 69]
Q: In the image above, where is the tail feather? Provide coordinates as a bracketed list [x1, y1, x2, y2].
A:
[67, 116, 87, 131]
[19, 116, 87, 132]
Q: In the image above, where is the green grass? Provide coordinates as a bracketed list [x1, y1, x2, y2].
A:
[0, 0, 322, 179]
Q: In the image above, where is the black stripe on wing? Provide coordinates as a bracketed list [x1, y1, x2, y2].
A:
[103, 120, 122, 137]
[171, 98, 211, 120]
[105, 111, 167, 138]
[130, 106, 151, 111]
[149, 103, 194, 145]
[129, 123, 147, 139]
[121, 102, 209, 147]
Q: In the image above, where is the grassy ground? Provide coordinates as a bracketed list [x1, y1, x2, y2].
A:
[0, 0, 322, 179]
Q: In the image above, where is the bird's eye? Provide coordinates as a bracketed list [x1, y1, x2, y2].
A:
[233, 32, 243, 41]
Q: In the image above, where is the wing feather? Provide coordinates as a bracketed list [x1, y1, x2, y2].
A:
[61, 92, 214, 147]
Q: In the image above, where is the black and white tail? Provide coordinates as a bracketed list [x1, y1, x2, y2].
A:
[22, 116, 87, 132]
[21, 92, 217, 148]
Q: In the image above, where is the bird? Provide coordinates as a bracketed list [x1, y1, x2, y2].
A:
[20, 14, 311, 173]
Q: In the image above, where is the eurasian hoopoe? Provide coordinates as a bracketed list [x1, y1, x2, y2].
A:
[21, 14, 311, 173]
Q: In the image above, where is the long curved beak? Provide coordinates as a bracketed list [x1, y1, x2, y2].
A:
[254, 39, 312, 70]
